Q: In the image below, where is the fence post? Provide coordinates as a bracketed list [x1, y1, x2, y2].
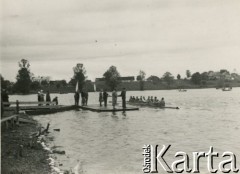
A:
[46, 123, 50, 132]
[5, 121, 9, 129]
[16, 115, 19, 126]
[16, 100, 19, 114]
[11, 118, 14, 128]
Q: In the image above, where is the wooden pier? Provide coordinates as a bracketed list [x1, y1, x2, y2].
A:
[1, 114, 20, 129]
[2, 100, 139, 117]
[25, 105, 77, 115]
[2, 101, 78, 115]
[78, 105, 139, 112]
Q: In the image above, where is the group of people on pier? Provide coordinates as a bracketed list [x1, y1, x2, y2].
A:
[37, 90, 58, 105]
[99, 88, 126, 109]
[74, 90, 88, 106]
[74, 88, 127, 109]
[129, 96, 165, 107]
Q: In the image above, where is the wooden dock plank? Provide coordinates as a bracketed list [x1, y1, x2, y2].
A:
[78, 105, 139, 112]
[18, 118, 36, 124]
[3, 101, 56, 105]
[25, 105, 77, 115]
[1, 114, 19, 123]
[4, 105, 63, 111]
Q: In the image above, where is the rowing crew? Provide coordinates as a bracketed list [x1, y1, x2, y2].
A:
[129, 96, 165, 107]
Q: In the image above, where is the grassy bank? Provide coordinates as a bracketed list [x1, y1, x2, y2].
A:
[1, 120, 51, 174]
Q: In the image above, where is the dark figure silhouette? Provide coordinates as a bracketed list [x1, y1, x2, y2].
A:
[85, 91, 88, 106]
[74, 91, 80, 106]
[99, 90, 103, 107]
[103, 90, 109, 107]
[52, 97, 58, 105]
[46, 91, 51, 105]
[2, 89, 9, 107]
[81, 91, 86, 106]
[119, 88, 126, 108]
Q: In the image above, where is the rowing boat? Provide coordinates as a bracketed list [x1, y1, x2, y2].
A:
[222, 87, 232, 91]
[178, 89, 187, 92]
[127, 101, 179, 109]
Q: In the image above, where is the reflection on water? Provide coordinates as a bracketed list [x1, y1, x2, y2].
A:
[10, 88, 240, 173]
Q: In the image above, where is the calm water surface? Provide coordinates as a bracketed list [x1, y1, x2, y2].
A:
[10, 88, 240, 173]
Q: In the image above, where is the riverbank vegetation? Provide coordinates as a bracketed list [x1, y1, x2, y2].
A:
[1, 121, 50, 174]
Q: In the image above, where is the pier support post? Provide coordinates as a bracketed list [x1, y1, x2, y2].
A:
[16, 115, 19, 126]
[10, 118, 14, 128]
[46, 123, 50, 132]
[16, 100, 19, 114]
[5, 121, 9, 129]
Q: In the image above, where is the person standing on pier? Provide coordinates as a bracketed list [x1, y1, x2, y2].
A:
[119, 88, 126, 108]
[99, 89, 103, 107]
[40, 90, 45, 105]
[46, 91, 51, 105]
[74, 91, 80, 106]
[112, 89, 118, 109]
[85, 90, 88, 106]
[103, 89, 109, 107]
[81, 91, 85, 106]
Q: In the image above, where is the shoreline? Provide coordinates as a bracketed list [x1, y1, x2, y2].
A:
[1, 118, 51, 174]
[7, 85, 240, 95]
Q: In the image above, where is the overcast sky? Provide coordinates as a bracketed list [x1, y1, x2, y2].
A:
[1, 0, 240, 81]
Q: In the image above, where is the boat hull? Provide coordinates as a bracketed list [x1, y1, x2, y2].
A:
[127, 101, 179, 109]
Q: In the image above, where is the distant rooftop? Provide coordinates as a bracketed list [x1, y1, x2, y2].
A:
[95, 76, 135, 82]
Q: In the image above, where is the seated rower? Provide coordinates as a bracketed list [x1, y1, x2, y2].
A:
[132, 96, 136, 101]
[159, 97, 165, 107]
[143, 96, 146, 101]
[150, 96, 154, 102]
[147, 96, 151, 102]
[139, 96, 143, 101]
[136, 96, 140, 101]
[154, 97, 159, 103]
[129, 96, 133, 102]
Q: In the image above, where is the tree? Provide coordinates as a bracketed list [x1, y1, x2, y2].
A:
[186, 70, 191, 79]
[201, 72, 208, 81]
[61, 80, 67, 87]
[147, 75, 160, 84]
[137, 70, 146, 81]
[137, 70, 146, 90]
[177, 74, 181, 80]
[68, 78, 76, 86]
[200, 72, 208, 86]
[30, 81, 41, 91]
[220, 69, 230, 75]
[41, 80, 49, 86]
[56, 83, 61, 89]
[1, 75, 13, 92]
[103, 66, 121, 90]
[162, 72, 174, 86]
[72, 63, 87, 91]
[191, 72, 202, 85]
[14, 59, 32, 94]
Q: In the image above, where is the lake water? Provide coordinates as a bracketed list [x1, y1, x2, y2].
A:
[10, 88, 240, 173]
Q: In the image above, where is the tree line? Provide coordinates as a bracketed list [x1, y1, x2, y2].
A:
[1, 59, 239, 94]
